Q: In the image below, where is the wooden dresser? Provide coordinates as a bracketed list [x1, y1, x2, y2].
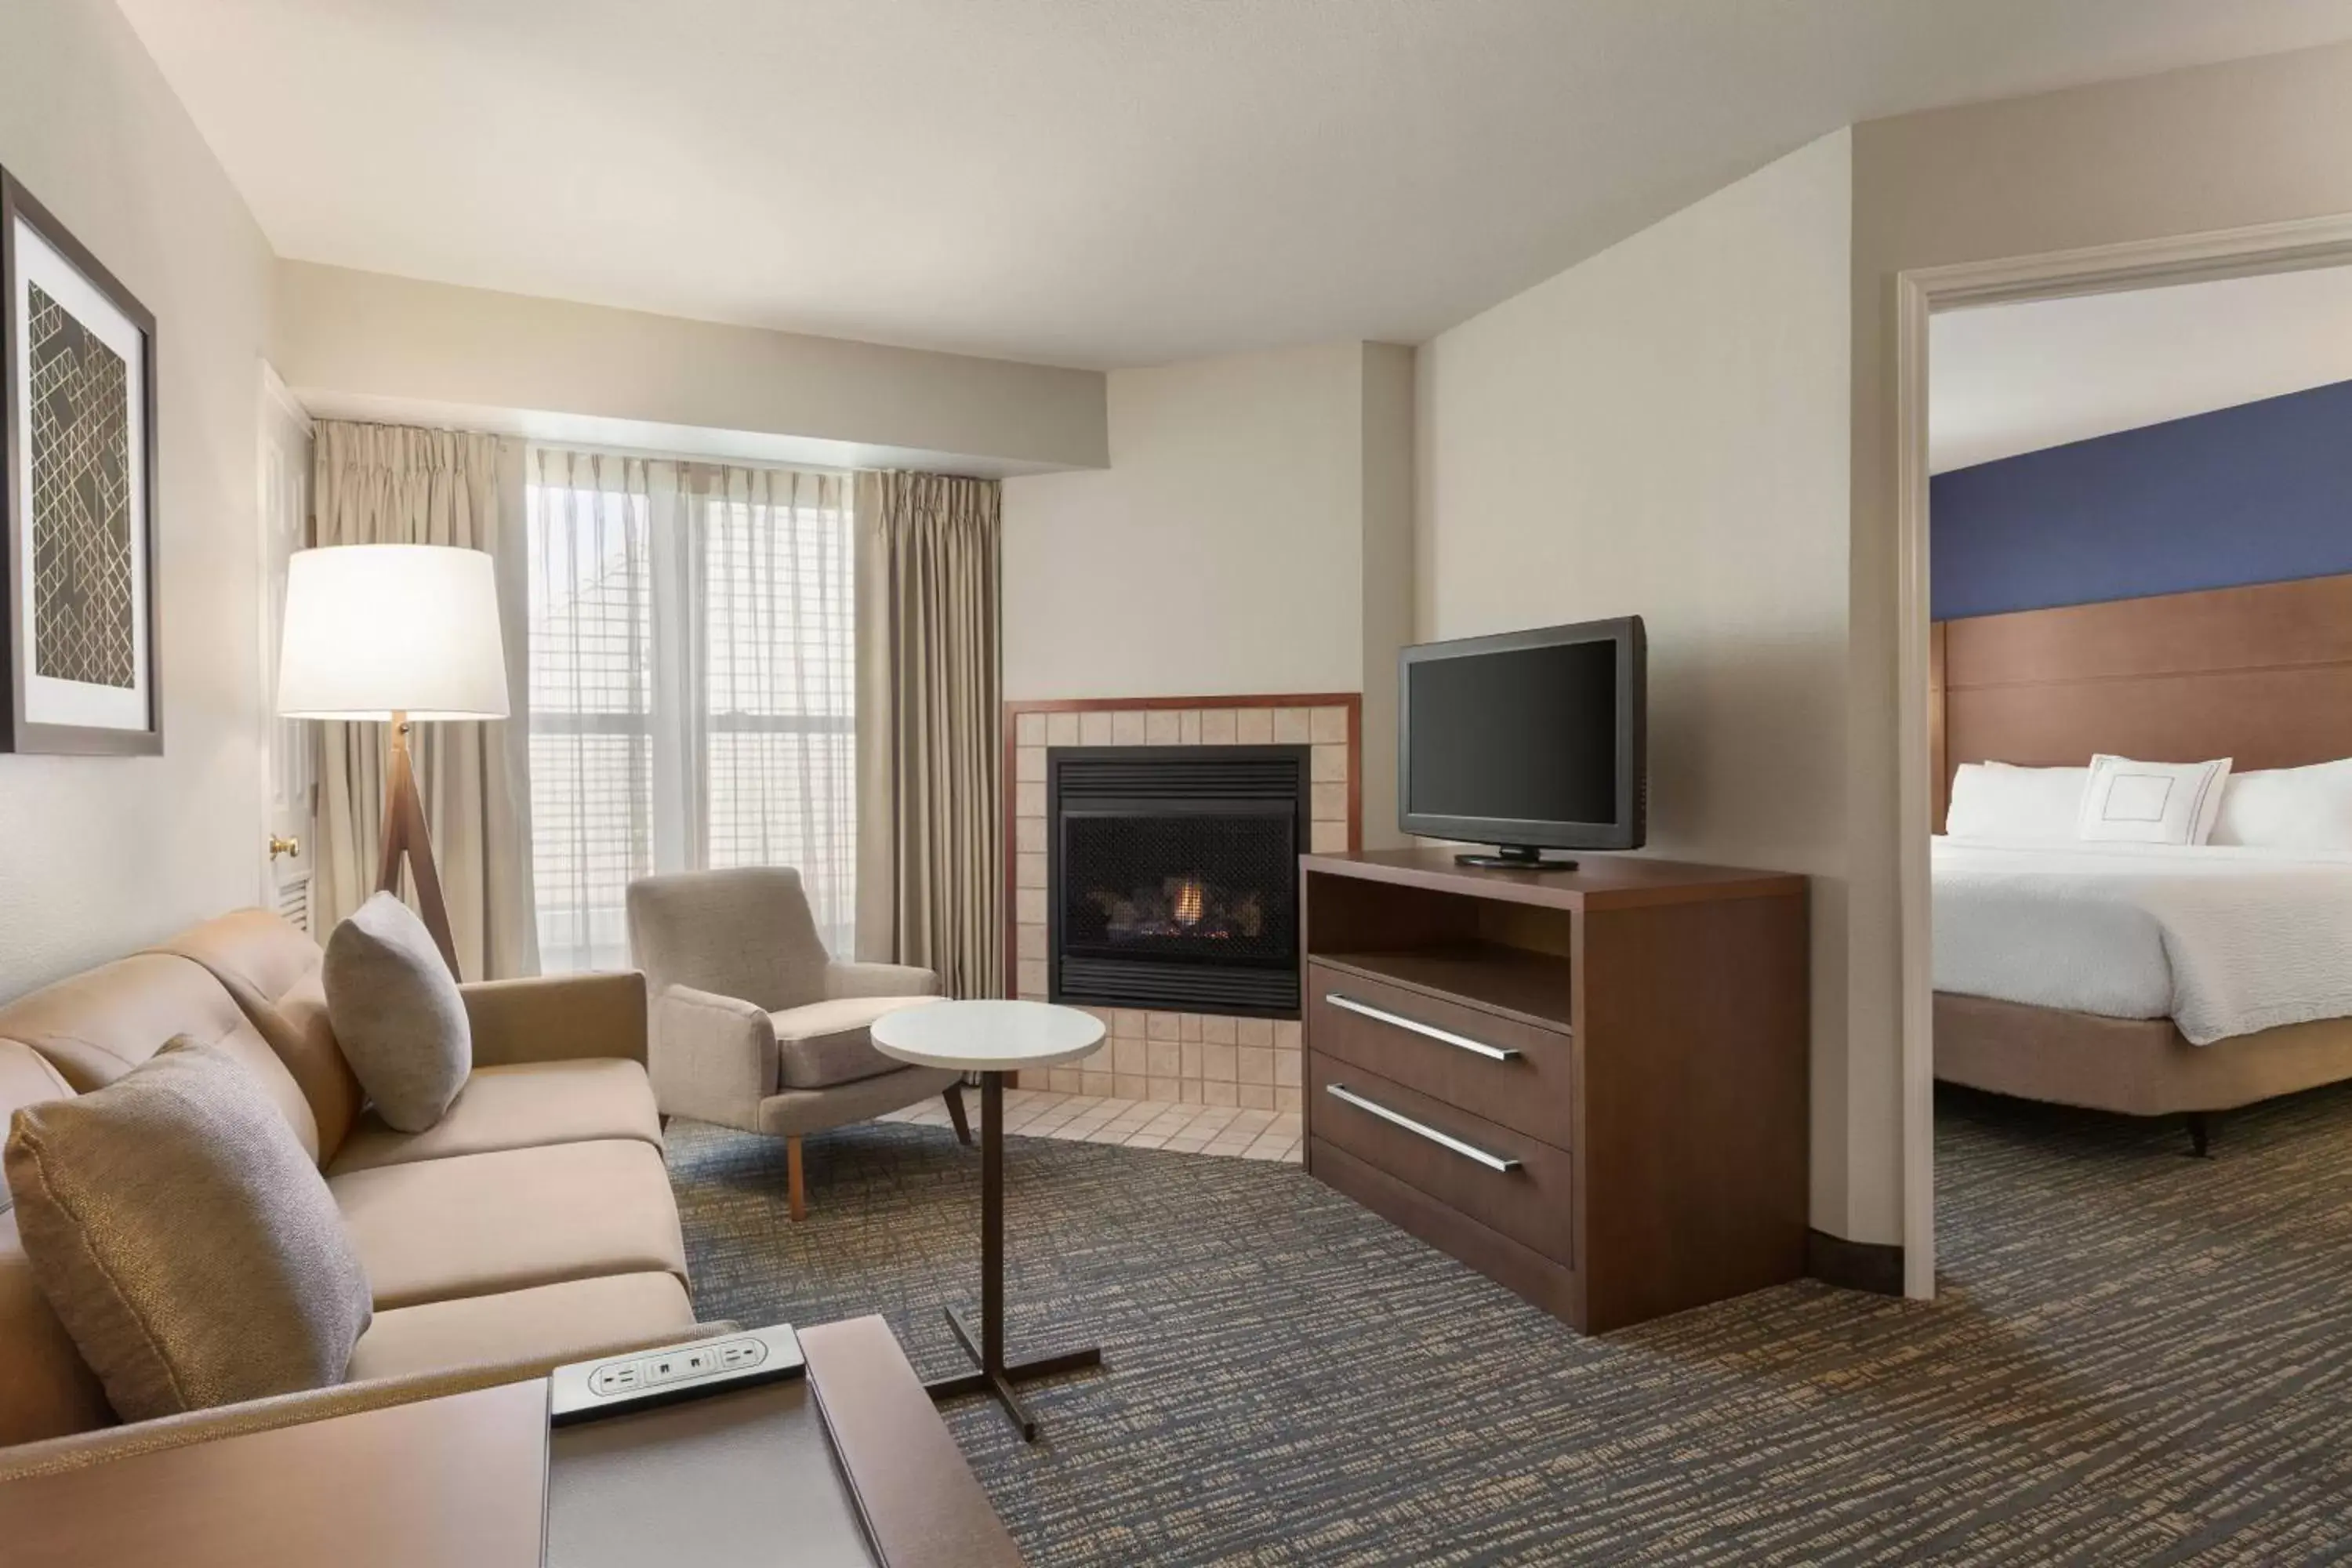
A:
[1301, 849, 1809, 1333]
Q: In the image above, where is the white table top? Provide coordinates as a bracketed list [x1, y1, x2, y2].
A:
[869, 999, 1106, 1073]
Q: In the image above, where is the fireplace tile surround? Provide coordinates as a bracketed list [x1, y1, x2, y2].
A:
[1004, 693, 1361, 1108]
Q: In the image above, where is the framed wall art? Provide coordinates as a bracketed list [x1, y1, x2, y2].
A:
[2, 165, 161, 754]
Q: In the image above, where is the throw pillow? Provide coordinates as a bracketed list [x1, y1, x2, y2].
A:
[323, 892, 471, 1131]
[2075, 754, 2232, 846]
[3, 1040, 373, 1421]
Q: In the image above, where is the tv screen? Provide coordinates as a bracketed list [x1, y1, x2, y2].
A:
[1399, 617, 1645, 857]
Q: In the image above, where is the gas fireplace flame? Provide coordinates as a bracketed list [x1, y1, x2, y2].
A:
[1172, 877, 1206, 927]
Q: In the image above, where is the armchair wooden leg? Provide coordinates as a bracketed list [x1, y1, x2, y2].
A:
[786, 1136, 807, 1222]
[944, 1082, 973, 1146]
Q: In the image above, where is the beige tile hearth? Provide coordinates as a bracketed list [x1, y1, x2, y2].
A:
[1036, 1007, 1304, 1112]
[881, 1089, 1302, 1163]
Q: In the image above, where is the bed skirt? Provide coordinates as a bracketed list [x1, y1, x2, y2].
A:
[1934, 993, 2352, 1118]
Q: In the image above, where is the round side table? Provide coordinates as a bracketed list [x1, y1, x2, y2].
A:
[869, 999, 1106, 1441]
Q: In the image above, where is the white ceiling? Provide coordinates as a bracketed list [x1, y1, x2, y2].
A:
[121, 0, 2352, 370]
[1929, 263, 2352, 473]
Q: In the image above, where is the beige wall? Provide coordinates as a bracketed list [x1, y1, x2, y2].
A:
[1416, 131, 1857, 1229]
[0, 0, 278, 996]
[1846, 42, 2352, 1247]
[1002, 342, 1409, 706]
[274, 261, 1109, 475]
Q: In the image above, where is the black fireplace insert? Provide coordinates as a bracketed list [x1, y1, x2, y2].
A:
[1048, 746, 1309, 1016]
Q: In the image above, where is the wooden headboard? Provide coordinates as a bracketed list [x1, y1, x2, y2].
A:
[1930, 572, 2352, 828]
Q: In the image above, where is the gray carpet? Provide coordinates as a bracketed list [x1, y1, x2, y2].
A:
[667, 1083, 2352, 1566]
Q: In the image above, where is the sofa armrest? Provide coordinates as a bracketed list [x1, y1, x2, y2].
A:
[460, 971, 648, 1068]
[0, 1320, 740, 1482]
[648, 985, 776, 1132]
[825, 960, 941, 1000]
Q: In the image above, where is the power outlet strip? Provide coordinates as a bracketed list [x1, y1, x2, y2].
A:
[549, 1323, 804, 1425]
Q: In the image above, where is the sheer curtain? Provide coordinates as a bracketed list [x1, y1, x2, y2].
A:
[528, 448, 855, 972]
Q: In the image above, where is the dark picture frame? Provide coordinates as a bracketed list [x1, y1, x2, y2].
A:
[0, 165, 162, 755]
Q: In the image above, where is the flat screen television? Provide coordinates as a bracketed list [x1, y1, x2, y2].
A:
[1398, 616, 1646, 869]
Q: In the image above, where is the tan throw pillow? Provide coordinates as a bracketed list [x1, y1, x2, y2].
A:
[323, 892, 471, 1132]
[2, 1041, 373, 1421]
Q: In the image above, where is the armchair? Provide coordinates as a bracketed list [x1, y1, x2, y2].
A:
[626, 866, 965, 1219]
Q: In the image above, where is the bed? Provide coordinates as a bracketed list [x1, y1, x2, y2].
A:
[1933, 837, 2352, 1136]
[1929, 572, 2352, 1143]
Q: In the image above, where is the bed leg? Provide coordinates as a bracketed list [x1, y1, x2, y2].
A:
[2185, 1112, 2212, 1160]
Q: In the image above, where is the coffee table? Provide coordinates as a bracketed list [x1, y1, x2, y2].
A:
[869, 999, 1107, 1441]
[0, 1317, 1022, 1568]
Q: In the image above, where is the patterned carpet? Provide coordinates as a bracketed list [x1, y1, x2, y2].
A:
[667, 1082, 2352, 1566]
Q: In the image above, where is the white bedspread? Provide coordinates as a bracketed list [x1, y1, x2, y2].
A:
[1932, 837, 2352, 1044]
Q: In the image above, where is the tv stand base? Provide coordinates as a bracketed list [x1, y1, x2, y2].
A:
[1454, 845, 1580, 871]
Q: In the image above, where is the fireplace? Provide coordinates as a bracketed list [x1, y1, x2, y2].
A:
[1048, 746, 1309, 1016]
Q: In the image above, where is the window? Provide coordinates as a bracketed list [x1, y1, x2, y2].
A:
[526, 459, 652, 973]
[528, 450, 855, 971]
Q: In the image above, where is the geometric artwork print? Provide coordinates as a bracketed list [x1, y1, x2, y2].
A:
[27, 281, 134, 688]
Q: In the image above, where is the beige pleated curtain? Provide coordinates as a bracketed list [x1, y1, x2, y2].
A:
[855, 471, 1004, 997]
[311, 422, 537, 979]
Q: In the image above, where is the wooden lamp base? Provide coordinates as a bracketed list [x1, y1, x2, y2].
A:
[376, 711, 462, 978]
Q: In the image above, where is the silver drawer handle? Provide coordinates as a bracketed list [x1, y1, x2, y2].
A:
[1326, 993, 1521, 1062]
[1324, 1083, 1522, 1173]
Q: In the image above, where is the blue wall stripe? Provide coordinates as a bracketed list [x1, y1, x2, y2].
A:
[1930, 377, 2352, 621]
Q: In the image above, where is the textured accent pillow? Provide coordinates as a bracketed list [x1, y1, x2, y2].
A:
[1944, 762, 2090, 840]
[2, 1041, 372, 1421]
[2211, 758, 2352, 851]
[323, 892, 471, 1132]
[2076, 754, 2232, 846]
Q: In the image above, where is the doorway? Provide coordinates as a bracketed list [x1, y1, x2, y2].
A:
[1895, 214, 2352, 1297]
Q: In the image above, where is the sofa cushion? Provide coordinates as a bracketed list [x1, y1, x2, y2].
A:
[330, 1139, 687, 1311]
[0, 1209, 112, 1447]
[771, 995, 944, 1089]
[4, 1044, 373, 1423]
[328, 1058, 664, 1176]
[158, 910, 363, 1163]
[0, 952, 323, 1162]
[0, 1039, 73, 1216]
[346, 1272, 697, 1383]
[324, 893, 471, 1133]
[0, 1040, 111, 1447]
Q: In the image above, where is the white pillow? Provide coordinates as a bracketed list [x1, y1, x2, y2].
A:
[2211, 758, 2352, 851]
[2075, 754, 2232, 846]
[1944, 762, 2089, 840]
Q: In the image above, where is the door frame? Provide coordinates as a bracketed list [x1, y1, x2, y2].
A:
[1894, 209, 2352, 1298]
[257, 363, 315, 910]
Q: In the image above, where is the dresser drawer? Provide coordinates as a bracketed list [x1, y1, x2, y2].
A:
[1306, 962, 1573, 1147]
[1308, 1052, 1573, 1265]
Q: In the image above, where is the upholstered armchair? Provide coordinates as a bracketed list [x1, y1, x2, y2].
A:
[626, 866, 966, 1220]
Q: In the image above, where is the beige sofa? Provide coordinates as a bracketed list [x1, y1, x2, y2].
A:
[0, 909, 715, 1472]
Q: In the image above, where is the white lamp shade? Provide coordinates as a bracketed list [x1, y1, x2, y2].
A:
[277, 545, 510, 720]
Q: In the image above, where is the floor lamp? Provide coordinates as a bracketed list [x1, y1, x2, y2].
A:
[277, 544, 510, 978]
